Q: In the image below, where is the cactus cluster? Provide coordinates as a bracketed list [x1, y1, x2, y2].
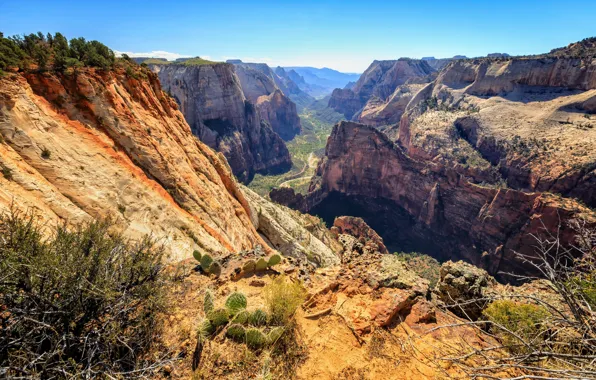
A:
[197, 290, 284, 350]
[240, 254, 283, 276]
[192, 251, 223, 277]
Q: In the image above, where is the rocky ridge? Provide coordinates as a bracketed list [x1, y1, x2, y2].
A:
[151, 62, 292, 183]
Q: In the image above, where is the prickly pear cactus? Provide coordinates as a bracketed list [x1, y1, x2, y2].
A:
[249, 309, 268, 326]
[231, 310, 250, 325]
[203, 290, 214, 314]
[193, 249, 202, 262]
[267, 254, 282, 267]
[255, 258, 268, 272]
[207, 308, 229, 328]
[243, 259, 256, 274]
[200, 254, 213, 273]
[245, 328, 267, 349]
[225, 323, 246, 342]
[225, 292, 247, 314]
[267, 326, 284, 344]
[209, 261, 222, 277]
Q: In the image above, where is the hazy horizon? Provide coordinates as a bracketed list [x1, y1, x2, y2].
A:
[2, 0, 595, 72]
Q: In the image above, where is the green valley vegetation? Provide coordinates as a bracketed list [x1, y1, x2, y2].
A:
[248, 96, 344, 196]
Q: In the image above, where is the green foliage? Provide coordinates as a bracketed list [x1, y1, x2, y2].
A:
[200, 254, 213, 273]
[225, 323, 246, 342]
[209, 261, 222, 277]
[243, 259, 256, 273]
[1, 166, 13, 181]
[0, 209, 167, 378]
[264, 275, 306, 325]
[268, 254, 282, 267]
[207, 308, 230, 328]
[245, 328, 267, 350]
[249, 309, 268, 326]
[393, 252, 441, 288]
[231, 309, 250, 325]
[41, 147, 51, 159]
[0, 32, 116, 73]
[225, 292, 248, 314]
[192, 249, 202, 262]
[178, 57, 220, 66]
[267, 326, 285, 345]
[203, 290, 214, 314]
[484, 300, 549, 354]
[256, 257, 268, 272]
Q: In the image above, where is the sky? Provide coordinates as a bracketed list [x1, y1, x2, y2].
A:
[1, 0, 595, 73]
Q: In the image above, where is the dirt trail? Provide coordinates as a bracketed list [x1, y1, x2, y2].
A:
[279, 153, 318, 188]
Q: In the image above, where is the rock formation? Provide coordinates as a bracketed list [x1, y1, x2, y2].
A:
[151, 62, 292, 183]
[0, 67, 267, 259]
[328, 59, 435, 124]
[232, 62, 303, 138]
[271, 121, 595, 278]
[396, 57, 596, 207]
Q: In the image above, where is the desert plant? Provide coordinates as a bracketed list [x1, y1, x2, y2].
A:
[256, 257, 268, 272]
[41, 147, 51, 159]
[203, 290, 214, 314]
[197, 319, 215, 342]
[207, 308, 229, 328]
[249, 309, 268, 326]
[245, 328, 267, 349]
[243, 259, 256, 273]
[267, 326, 285, 345]
[200, 254, 213, 273]
[1, 166, 13, 181]
[225, 323, 246, 342]
[264, 275, 306, 324]
[209, 261, 222, 277]
[0, 209, 168, 378]
[231, 310, 250, 325]
[268, 254, 282, 267]
[225, 292, 248, 314]
[483, 300, 549, 354]
[193, 249, 202, 262]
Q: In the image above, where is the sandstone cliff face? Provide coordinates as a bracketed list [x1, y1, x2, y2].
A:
[151, 63, 292, 182]
[328, 59, 435, 123]
[272, 122, 595, 278]
[396, 57, 596, 207]
[232, 63, 302, 139]
[0, 69, 267, 259]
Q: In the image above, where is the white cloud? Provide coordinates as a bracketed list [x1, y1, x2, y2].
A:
[114, 50, 191, 61]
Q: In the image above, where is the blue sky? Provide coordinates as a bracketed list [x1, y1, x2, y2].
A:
[1, 0, 595, 72]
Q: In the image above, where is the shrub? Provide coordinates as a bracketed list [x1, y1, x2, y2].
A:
[1, 166, 13, 181]
[200, 254, 213, 273]
[193, 249, 202, 262]
[245, 328, 267, 350]
[0, 210, 168, 378]
[225, 292, 247, 314]
[483, 300, 549, 354]
[41, 147, 51, 159]
[264, 275, 306, 324]
[225, 324, 246, 342]
[256, 257, 268, 272]
[249, 309, 268, 326]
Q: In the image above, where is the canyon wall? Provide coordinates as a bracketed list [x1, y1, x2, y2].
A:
[152, 63, 292, 183]
[328, 59, 435, 123]
[272, 122, 595, 278]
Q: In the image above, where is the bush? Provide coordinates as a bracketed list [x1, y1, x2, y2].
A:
[484, 300, 549, 354]
[264, 275, 306, 325]
[0, 210, 168, 378]
[1, 166, 13, 180]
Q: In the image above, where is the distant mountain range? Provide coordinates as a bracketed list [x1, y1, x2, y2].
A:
[282, 67, 361, 98]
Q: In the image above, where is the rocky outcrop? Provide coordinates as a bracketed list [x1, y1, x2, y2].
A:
[396, 57, 596, 208]
[0, 68, 270, 259]
[151, 63, 291, 183]
[241, 186, 341, 267]
[272, 121, 595, 278]
[232, 62, 303, 139]
[328, 59, 435, 124]
[435, 261, 495, 319]
[330, 216, 388, 254]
